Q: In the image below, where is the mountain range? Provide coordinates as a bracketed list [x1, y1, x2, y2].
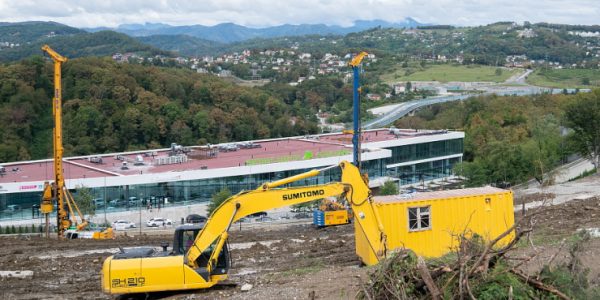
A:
[84, 18, 426, 43]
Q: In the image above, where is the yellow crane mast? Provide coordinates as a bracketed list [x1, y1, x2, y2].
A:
[40, 45, 89, 238]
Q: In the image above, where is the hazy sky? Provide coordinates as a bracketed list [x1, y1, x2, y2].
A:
[0, 0, 598, 28]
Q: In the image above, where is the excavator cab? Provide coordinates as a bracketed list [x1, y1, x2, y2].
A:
[173, 225, 230, 276]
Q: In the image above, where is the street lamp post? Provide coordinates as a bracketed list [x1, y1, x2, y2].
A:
[139, 192, 143, 235]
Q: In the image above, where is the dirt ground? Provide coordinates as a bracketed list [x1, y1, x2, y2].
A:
[0, 223, 367, 300]
[2, 195, 600, 300]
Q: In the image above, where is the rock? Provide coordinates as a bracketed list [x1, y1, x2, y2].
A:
[0, 271, 33, 279]
[92, 259, 99, 263]
[240, 283, 253, 292]
[51, 267, 57, 271]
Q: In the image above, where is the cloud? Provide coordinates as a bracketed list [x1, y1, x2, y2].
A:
[0, 0, 598, 27]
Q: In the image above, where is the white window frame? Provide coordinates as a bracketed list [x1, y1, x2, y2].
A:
[408, 206, 431, 232]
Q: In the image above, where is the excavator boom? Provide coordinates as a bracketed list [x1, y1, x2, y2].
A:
[102, 161, 387, 295]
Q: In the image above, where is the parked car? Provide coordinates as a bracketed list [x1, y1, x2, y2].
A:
[185, 214, 207, 224]
[255, 216, 275, 222]
[235, 217, 250, 223]
[109, 199, 124, 207]
[6, 204, 21, 212]
[112, 220, 136, 230]
[127, 197, 139, 206]
[249, 211, 267, 218]
[93, 198, 105, 208]
[146, 217, 173, 227]
[293, 212, 311, 219]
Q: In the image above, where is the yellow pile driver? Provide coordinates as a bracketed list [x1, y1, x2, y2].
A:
[102, 161, 387, 295]
[40, 45, 112, 240]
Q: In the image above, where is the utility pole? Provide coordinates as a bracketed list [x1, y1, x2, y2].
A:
[349, 52, 368, 170]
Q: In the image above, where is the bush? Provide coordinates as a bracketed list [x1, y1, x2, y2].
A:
[358, 232, 598, 300]
[379, 180, 398, 195]
[207, 187, 232, 216]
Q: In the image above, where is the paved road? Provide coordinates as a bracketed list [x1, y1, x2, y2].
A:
[364, 70, 585, 129]
[505, 68, 533, 84]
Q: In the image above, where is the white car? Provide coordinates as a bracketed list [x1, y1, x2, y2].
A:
[112, 220, 136, 230]
[146, 217, 173, 227]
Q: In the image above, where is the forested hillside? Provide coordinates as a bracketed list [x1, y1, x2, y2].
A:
[136, 34, 224, 57]
[0, 21, 83, 44]
[394, 93, 576, 186]
[0, 57, 318, 162]
[0, 31, 169, 62]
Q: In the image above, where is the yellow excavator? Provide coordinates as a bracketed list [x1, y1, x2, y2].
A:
[40, 45, 113, 240]
[102, 161, 387, 295]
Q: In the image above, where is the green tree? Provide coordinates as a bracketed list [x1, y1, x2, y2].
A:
[565, 89, 600, 174]
[74, 185, 96, 218]
[380, 180, 398, 195]
[207, 187, 232, 216]
[581, 77, 590, 85]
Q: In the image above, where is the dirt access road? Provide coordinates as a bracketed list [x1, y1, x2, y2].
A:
[0, 224, 365, 300]
[2, 177, 600, 300]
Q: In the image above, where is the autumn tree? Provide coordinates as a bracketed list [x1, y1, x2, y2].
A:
[565, 89, 600, 173]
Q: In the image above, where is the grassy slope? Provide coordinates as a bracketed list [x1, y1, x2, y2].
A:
[380, 64, 518, 84]
[526, 68, 600, 89]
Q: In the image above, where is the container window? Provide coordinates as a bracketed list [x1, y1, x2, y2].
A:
[408, 206, 431, 231]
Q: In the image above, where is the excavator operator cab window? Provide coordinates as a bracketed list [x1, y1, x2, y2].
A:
[172, 226, 230, 275]
[173, 227, 202, 255]
[182, 230, 195, 254]
[196, 239, 230, 275]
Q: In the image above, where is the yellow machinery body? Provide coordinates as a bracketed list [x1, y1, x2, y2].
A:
[323, 210, 350, 226]
[313, 198, 351, 227]
[103, 161, 388, 295]
[102, 255, 227, 293]
[356, 186, 515, 258]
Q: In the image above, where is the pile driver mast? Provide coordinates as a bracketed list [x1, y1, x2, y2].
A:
[40, 45, 88, 238]
[349, 51, 368, 170]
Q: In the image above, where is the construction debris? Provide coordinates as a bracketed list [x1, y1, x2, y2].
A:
[240, 283, 253, 292]
[359, 213, 599, 300]
[0, 271, 33, 279]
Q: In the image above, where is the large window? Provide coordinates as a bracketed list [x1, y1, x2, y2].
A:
[408, 206, 431, 231]
[388, 139, 464, 165]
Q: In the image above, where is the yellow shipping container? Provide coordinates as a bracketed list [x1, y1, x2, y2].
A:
[356, 187, 515, 259]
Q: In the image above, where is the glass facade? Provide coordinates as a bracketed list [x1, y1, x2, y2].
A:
[0, 138, 463, 221]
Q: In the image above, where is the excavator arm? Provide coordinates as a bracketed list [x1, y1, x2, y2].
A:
[186, 181, 348, 270]
[102, 160, 386, 295]
[186, 161, 387, 271]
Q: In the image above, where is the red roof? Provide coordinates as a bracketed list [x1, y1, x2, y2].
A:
[0, 129, 446, 184]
